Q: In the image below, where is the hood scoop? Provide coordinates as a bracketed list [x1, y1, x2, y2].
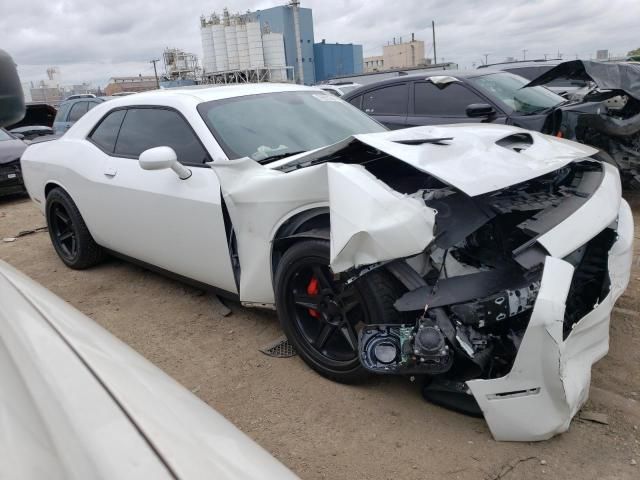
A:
[495, 133, 534, 153]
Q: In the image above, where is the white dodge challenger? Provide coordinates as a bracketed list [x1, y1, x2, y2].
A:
[21, 83, 633, 441]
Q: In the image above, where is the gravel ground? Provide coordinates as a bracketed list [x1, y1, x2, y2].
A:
[1, 193, 639, 480]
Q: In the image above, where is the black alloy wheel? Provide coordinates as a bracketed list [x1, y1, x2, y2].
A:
[289, 260, 365, 363]
[45, 188, 105, 269]
[275, 239, 406, 383]
[49, 201, 78, 261]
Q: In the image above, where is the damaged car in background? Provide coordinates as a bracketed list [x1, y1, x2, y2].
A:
[524, 60, 640, 186]
[344, 60, 640, 187]
[20, 85, 633, 442]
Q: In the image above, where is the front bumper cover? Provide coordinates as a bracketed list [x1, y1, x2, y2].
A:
[467, 199, 633, 441]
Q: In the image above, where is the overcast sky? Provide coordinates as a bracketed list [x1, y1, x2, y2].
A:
[3, 0, 640, 87]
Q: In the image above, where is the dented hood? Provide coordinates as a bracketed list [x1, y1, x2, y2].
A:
[524, 60, 640, 101]
[275, 124, 597, 196]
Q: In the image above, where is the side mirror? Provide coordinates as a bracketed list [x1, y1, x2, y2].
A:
[0, 49, 25, 128]
[139, 146, 192, 180]
[466, 103, 496, 118]
[12, 132, 24, 140]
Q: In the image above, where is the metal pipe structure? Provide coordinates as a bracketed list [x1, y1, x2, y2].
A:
[289, 0, 304, 84]
[432, 21, 437, 65]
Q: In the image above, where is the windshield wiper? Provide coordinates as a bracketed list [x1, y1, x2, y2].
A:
[257, 151, 306, 165]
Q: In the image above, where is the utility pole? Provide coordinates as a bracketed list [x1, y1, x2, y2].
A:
[483, 53, 490, 65]
[522, 49, 528, 60]
[150, 59, 160, 88]
[432, 20, 437, 65]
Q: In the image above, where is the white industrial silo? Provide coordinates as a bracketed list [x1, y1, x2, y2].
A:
[236, 20, 250, 69]
[225, 17, 239, 71]
[246, 22, 264, 68]
[211, 20, 228, 72]
[262, 32, 286, 81]
[200, 22, 216, 73]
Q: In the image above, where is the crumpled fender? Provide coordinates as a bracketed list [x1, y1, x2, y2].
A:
[209, 158, 435, 304]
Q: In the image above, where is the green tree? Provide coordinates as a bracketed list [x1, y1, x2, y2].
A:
[627, 47, 640, 60]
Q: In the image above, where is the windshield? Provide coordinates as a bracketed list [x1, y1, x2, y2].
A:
[469, 72, 565, 114]
[197, 90, 386, 162]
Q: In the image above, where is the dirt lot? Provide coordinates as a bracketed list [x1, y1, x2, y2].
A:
[1, 193, 639, 480]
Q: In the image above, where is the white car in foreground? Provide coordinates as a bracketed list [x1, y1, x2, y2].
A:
[21, 83, 633, 441]
[0, 260, 297, 479]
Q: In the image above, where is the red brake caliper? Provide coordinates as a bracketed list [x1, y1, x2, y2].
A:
[307, 276, 320, 318]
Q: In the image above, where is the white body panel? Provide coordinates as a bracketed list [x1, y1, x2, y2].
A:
[467, 199, 633, 441]
[0, 260, 297, 479]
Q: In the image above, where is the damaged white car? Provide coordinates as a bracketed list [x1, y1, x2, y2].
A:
[21, 84, 633, 441]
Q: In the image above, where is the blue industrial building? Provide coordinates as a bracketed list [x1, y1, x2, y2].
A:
[247, 4, 316, 85]
[313, 40, 363, 82]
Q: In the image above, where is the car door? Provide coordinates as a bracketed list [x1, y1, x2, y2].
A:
[406, 81, 506, 126]
[359, 83, 409, 129]
[83, 106, 238, 294]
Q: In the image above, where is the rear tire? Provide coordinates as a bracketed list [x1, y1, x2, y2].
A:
[274, 239, 406, 383]
[45, 188, 106, 269]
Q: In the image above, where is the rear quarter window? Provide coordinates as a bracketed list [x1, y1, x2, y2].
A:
[88, 110, 126, 153]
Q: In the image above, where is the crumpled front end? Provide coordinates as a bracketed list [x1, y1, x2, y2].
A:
[467, 198, 633, 440]
[355, 157, 632, 441]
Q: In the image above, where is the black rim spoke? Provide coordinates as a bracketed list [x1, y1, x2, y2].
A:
[51, 202, 77, 259]
[55, 209, 70, 225]
[315, 323, 336, 349]
[58, 231, 74, 242]
[293, 292, 322, 310]
[339, 322, 359, 352]
[312, 265, 334, 294]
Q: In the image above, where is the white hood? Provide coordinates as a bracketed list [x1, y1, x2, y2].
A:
[275, 124, 598, 196]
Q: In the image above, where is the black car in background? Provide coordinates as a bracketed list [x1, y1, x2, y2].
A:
[6, 102, 57, 140]
[342, 70, 565, 131]
[0, 128, 27, 196]
[343, 62, 640, 186]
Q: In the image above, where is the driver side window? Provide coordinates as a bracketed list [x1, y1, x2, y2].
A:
[113, 108, 210, 165]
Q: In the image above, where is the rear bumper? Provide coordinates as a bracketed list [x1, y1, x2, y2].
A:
[0, 162, 24, 196]
[467, 199, 633, 441]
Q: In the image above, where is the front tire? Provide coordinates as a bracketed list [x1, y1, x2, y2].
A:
[45, 188, 105, 269]
[274, 239, 406, 383]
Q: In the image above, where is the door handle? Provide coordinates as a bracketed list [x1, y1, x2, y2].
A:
[104, 167, 117, 177]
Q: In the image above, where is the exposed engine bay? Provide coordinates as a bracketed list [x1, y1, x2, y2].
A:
[525, 60, 640, 186]
[327, 152, 618, 415]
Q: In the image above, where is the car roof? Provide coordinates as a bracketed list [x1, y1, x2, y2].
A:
[478, 59, 565, 70]
[124, 83, 321, 104]
[341, 70, 498, 98]
[59, 97, 106, 107]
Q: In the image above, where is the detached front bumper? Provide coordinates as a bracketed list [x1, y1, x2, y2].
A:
[467, 199, 634, 441]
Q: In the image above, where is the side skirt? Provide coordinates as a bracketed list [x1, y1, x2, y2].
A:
[104, 249, 240, 302]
